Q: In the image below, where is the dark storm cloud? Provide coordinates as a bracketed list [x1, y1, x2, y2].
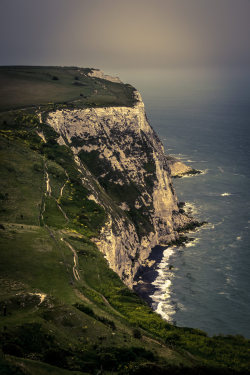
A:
[0, 0, 250, 68]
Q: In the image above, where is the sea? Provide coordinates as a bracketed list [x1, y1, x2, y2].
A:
[117, 67, 250, 338]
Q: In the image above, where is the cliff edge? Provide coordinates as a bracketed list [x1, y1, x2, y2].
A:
[46, 90, 192, 287]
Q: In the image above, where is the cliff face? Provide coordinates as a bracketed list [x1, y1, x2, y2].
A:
[46, 91, 191, 287]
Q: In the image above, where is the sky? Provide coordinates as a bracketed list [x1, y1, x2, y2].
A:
[0, 0, 250, 71]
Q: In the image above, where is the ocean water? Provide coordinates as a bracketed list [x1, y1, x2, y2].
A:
[118, 67, 250, 337]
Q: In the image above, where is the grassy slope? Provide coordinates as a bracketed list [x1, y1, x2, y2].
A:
[0, 66, 135, 111]
[0, 67, 250, 374]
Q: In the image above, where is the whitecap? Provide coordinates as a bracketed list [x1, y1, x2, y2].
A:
[149, 246, 176, 321]
[183, 202, 199, 216]
[176, 302, 187, 311]
[200, 168, 209, 175]
[154, 301, 175, 321]
[185, 237, 200, 247]
[221, 192, 232, 196]
[181, 169, 208, 178]
[218, 166, 224, 173]
[169, 153, 188, 160]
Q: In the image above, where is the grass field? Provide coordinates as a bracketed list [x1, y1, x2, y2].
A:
[0, 66, 136, 111]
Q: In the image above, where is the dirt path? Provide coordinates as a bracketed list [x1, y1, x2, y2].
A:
[45, 170, 51, 196]
[57, 202, 69, 222]
[56, 171, 70, 222]
[36, 131, 46, 143]
[61, 238, 80, 281]
[59, 170, 69, 198]
[59, 180, 67, 199]
[39, 161, 51, 224]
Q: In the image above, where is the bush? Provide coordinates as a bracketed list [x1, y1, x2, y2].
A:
[33, 162, 43, 172]
[2, 343, 24, 357]
[132, 328, 142, 339]
[165, 332, 181, 346]
[43, 348, 68, 367]
[74, 303, 95, 317]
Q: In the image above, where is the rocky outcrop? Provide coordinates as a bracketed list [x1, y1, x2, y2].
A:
[46, 91, 192, 287]
[167, 157, 193, 177]
[87, 68, 123, 83]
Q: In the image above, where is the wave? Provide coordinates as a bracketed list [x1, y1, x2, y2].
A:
[218, 166, 224, 173]
[207, 192, 233, 197]
[149, 247, 176, 321]
[183, 201, 200, 216]
[185, 237, 201, 247]
[169, 153, 188, 160]
[180, 168, 209, 178]
[200, 168, 209, 175]
[154, 301, 176, 321]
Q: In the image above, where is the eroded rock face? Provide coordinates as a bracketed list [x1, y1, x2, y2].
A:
[46, 92, 192, 287]
[167, 158, 193, 177]
[87, 68, 123, 83]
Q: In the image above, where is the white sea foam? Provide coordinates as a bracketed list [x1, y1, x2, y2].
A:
[185, 237, 201, 247]
[169, 153, 188, 160]
[181, 168, 209, 178]
[200, 168, 209, 175]
[149, 247, 176, 321]
[155, 301, 176, 320]
[221, 192, 232, 196]
[183, 202, 199, 216]
[218, 166, 224, 173]
[218, 291, 230, 298]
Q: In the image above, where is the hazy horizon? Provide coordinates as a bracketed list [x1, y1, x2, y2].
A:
[1, 0, 250, 73]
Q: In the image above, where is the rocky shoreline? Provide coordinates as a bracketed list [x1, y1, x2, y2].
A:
[133, 204, 207, 317]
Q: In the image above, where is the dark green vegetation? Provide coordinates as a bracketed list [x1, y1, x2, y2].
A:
[0, 67, 250, 374]
[78, 149, 155, 238]
[0, 66, 136, 111]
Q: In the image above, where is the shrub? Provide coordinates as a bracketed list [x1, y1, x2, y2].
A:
[132, 328, 142, 339]
[2, 343, 24, 357]
[43, 348, 68, 367]
[74, 303, 94, 317]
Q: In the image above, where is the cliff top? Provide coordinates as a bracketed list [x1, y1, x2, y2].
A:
[0, 65, 136, 112]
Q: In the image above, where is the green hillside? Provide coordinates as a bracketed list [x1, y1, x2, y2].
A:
[0, 67, 250, 374]
[0, 66, 135, 111]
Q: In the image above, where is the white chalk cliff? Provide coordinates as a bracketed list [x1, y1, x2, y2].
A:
[46, 90, 192, 287]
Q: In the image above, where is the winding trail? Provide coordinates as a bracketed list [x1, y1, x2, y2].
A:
[57, 202, 69, 222]
[45, 170, 51, 196]
[56, 171, 70, 222]
[39, 160, 50, 224]
[61, 238, 80, 281]
[59, 180, 67, 199]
